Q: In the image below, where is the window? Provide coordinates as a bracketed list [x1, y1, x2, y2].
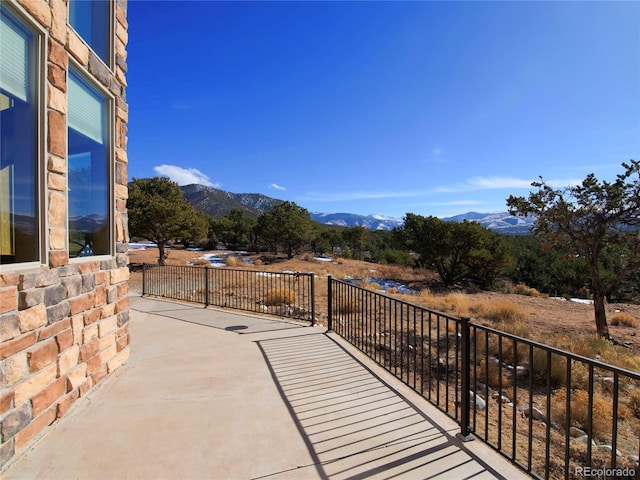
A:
[0, 7, 39, 265]
[68, 0, 110, 65]
[68, 68, 110, 258]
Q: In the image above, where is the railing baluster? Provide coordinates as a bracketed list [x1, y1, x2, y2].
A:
[458, 317, 472, 441]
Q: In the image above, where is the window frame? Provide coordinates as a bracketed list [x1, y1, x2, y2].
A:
[67, 0, 114, 70]
[66, 61, 115, 263]
[0, 3, 46, 272]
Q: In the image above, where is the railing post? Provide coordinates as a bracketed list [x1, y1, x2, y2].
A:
[142, 263, 147, 296]
[204, 266, 210, 307]
[457, 316, 474, 442]
[327, 275, 333, 332]
[310, 274, 315, 326]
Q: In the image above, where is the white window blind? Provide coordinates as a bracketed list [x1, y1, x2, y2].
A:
[0, 12, 29, 102]
[68, 70, 104, 145]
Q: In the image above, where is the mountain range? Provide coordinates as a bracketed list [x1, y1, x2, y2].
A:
[179, 184, 534, 234]
[180, 184, 282, 217]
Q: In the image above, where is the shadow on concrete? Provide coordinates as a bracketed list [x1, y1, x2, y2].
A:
[256, 332, 510, 480]
[132, 296, 307, 334]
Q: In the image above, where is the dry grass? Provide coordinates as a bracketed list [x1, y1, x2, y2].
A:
[552, 388, 614, 442]
[611, 312, 638, 328]
[531, 350, 570, 388]
[511, 283, 541, 297]
[628, 389, 640, 418]
[336, 299, 360, 315]
[191, 258, 211, 266]
[263, 288, 295, 306]
[477, 358, 508, 389]
[224, 255, 241, 267]
[475, 299, 525, 323]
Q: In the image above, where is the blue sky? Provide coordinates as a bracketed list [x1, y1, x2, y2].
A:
[126, 1, 639, 219]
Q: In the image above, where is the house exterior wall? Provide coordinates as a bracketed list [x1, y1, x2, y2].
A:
[0, 0, 130, 467]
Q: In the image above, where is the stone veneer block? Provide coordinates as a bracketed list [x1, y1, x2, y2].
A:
[48, 38, 68, 70]
[0, 403, 31, 441]
[0, 391, 13, 416]
[99, 334, 116, 353]
[48, 251, 68, 268]
[107, 347, 129, 373]
[38, 318, 71, 341]
[47, 171, 66, 192]
[49, 0, 66, 42]
[47, 192, 66, 229]
[48, 228, 66, 250]
[47, 155, 66, 174]
[66, 29, 89, 65]
[0, 273, 20, 287]
[0, 314, 20, 344]
[56, 390, 79, 419]
[55, 328, 73, 351]
[15, 0, 51, 27]
[14, 407, 57, 452]
[47, 85, 66, 114]
[101, 303, 116, 318]
[30, 377, 66, 417]
[110, 267, 130, 284]
[98, 316, 118, 337]
[0, 287, 18, 314]
[27, 339, 58, 372]
[18, 304, 47, 333]
[100, 343, 117, 364]
[47, 111, 66, 158]
[5, 353, 29, 387]
[13, 364, 57, 406]
[66, 363, 88, 391]
[0, 333, 37, 361]
[69, 293, 96, 316]
[57, 344, 79, 376]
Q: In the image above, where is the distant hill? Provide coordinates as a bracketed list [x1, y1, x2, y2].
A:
[180, 184, 283, 217]
[441, 211, 535, 234]
[312, 211, 534, 234]
[310, 212, 403, 230]
[178, 184, 534, 234]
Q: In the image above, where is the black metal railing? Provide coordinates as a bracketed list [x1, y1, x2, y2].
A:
[327, 275, 464, 423]
[328, 276, 640, 480]
[141, 264, 315, 324]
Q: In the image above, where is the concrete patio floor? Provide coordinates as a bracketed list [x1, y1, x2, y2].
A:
[3, 295, 529, 480]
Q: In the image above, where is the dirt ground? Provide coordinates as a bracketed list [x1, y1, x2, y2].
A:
[128, 246, 640, 355]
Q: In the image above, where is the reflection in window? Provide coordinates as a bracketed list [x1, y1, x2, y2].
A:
[68, 68, 110, 258]
[69, 0, 109, 65]
[0, 7, 39, 264]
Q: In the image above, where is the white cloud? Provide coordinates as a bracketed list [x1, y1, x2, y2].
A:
[300, 174, 580, 203]
[154, 164, 220, 187]
[466, 176, 534, 189]
[546, 178, 583, 188]
[269, 183, 286, 191]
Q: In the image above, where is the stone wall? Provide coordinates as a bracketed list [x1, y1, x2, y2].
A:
[0, 0, 130, 467]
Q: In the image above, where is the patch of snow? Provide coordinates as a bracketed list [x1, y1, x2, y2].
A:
[128, 242, 157, 250]
[551, 296, 593, 305]
[570, 298, 593, 305]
